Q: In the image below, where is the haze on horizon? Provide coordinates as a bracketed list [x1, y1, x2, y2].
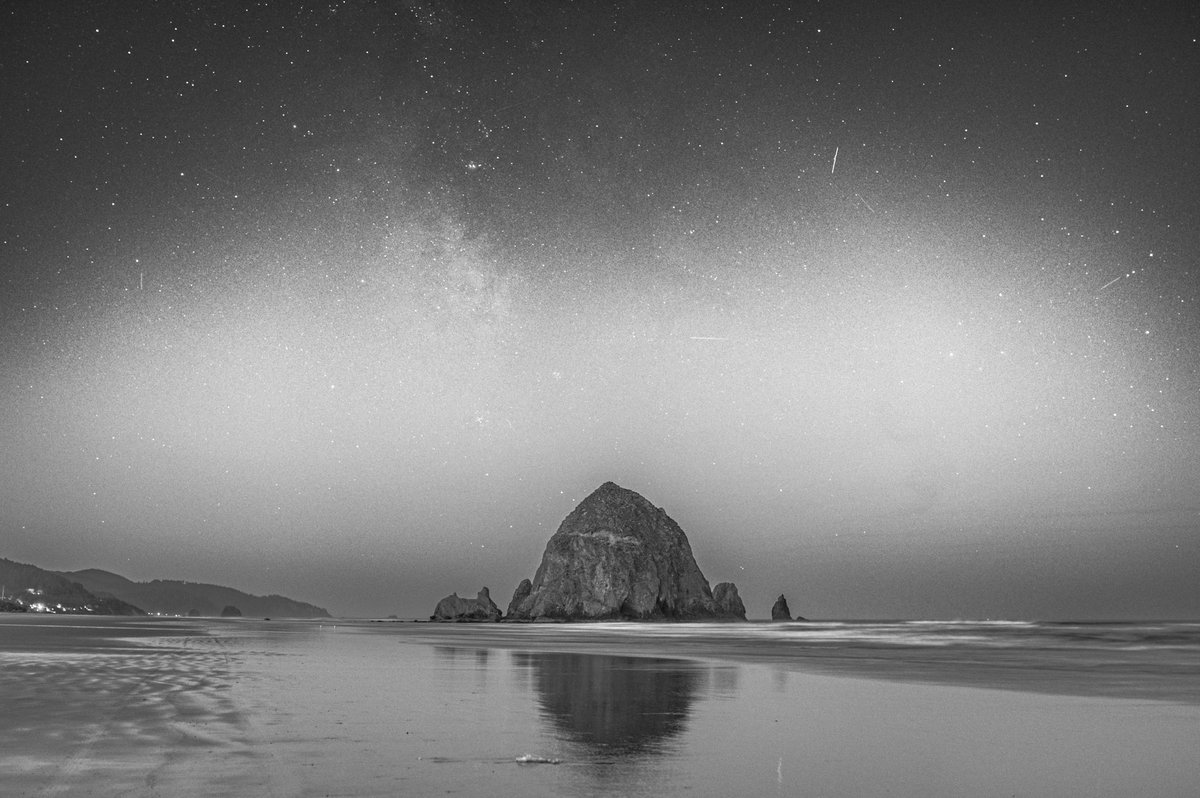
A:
[2, 2, 1197, 620]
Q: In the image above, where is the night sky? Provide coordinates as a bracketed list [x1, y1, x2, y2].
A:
[3, 2, 1197, 620]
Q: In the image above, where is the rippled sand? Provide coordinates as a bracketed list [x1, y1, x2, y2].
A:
[1, 619, 258, 795]
[2, 616, 1197, 797]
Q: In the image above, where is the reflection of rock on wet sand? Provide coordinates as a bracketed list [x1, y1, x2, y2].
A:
[517, 652, 704, 756]
[433, 645, 491, 670]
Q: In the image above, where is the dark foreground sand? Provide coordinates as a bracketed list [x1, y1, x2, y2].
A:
[2, 616, 1197, 797]
[1, 618, 260, 796]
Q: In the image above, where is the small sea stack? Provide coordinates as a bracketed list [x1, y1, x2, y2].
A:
[431, 587, 502, 622]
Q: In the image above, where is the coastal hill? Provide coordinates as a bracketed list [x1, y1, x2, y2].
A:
[0, 558, 143, 615]
[0, 557, 331, 617]
[62, 568, 332, 618]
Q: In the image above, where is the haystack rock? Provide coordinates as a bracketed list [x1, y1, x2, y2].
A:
[771, 594, 792, 621]
[506, 482, 745, 621]
[431, 587, 502, 622]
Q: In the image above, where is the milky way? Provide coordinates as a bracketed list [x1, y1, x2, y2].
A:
[2, 2, 1197, 618]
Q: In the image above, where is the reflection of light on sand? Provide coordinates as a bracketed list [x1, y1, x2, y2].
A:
[2, 756, 47, 773]
[545, 619, 997, 647]
[515, 753, 561, 764]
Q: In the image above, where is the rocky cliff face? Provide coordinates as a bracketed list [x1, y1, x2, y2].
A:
[712, 582, 747, 620]
[506, 482, 744, 621]
[505, 578, 532, 617]
[431, 587, 502, 621]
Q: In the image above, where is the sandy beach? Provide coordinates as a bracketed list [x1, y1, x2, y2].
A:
[2, 615, 1197, 797]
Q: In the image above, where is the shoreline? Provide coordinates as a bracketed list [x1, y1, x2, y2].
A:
[2, 616, 1198, 797]
[4, 614, 1197, 704]
[384, 618, 1200, 706]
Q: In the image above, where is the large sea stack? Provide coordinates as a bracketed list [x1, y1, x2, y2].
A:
[506, 481, 745, 621]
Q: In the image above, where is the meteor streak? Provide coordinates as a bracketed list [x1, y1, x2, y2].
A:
[1100, 269, 1138, 291]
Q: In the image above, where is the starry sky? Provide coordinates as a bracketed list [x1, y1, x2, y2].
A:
[2, 1, 1197, 620]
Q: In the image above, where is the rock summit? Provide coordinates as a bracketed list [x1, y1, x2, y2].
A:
[506, 482, 745, 621]
[770, 593, 806, 621]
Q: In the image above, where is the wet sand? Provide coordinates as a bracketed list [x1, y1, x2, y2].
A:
[2, 616, 1197, 797]
[1, 618, 259, 796]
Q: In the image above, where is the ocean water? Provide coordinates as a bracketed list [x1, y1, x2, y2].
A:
[395, 618, 1200, 705]
[1, 616, 1198, 797]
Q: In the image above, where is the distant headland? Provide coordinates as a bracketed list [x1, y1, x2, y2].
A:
[0, 557, 331, 618]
